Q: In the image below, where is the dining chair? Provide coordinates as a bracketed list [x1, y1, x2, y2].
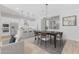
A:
[34, 31, 41, 44]
[49, 31, 57, 47]
[39, 33, 50, 47]
[56, 32, 63, 47]
[34, 31, 39, 40]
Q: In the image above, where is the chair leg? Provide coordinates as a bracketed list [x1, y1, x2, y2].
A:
[38, 37, 41, 45]
[50, 35, 51, 44]
[45, 41, 47, 47]
[37, 37, 39, 44]
[35, 36, 36, 40]
[54, 35, 56, 48]
[60, 39, 61, 48]
[40, 39, 42, 45]
[60, 38, 63, 48]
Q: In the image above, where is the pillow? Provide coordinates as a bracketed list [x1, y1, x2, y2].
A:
[9, 37, 16, 43]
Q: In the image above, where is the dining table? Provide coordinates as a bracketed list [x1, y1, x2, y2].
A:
[34, 31, 63, 48]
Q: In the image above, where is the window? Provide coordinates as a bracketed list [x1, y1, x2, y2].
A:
[49, 16, 60, 29]
[3, 24, 9, 27]
[2, 24, 9, 32]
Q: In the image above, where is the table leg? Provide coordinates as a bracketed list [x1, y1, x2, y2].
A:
[54, 35, 56, 48]
[50, 35, 51, 44]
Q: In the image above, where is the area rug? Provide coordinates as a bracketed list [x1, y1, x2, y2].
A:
[24, 37, 66, 54]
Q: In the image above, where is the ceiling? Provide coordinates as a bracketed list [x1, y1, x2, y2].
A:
[3, 4, 79, 17]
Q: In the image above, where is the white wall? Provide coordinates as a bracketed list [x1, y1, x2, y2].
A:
[40, 4, 79, 41]
[35, 4, 79, 41]
[47, 4, 79, 41]
[0, 16, 24, 36]
[60, 9, 79, 41]
[2, 4, 79, 41]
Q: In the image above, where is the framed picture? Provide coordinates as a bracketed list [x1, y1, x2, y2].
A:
[62, 15, 77, 26]
[2, 24, 9, 32]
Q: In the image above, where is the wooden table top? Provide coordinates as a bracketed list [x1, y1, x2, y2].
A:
[34, 30, 63, 35]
